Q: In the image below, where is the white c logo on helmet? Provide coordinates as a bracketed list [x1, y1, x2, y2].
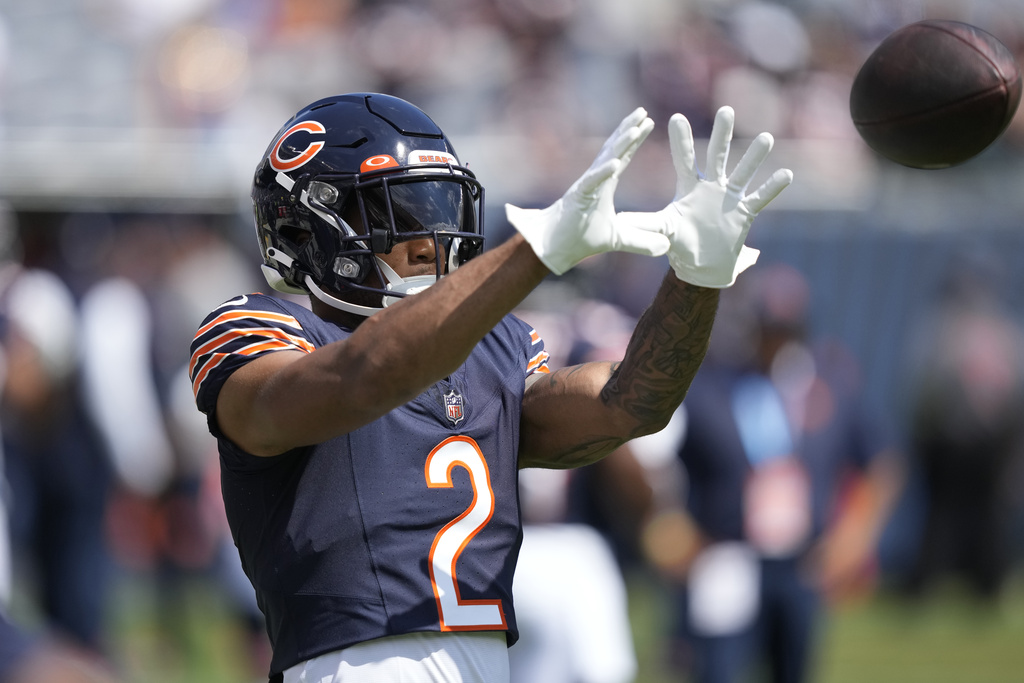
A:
[269, 121, 326, 172]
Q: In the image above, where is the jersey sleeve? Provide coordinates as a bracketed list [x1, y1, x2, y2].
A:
[524, 325, 551, 376]
[189, 294, 316, 416]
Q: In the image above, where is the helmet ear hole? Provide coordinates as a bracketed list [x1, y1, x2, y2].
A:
[279, 225, 312, 248]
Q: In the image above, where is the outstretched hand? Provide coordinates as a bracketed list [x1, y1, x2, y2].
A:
[505, 108, 670, 275]
[616, 106, 794, 288]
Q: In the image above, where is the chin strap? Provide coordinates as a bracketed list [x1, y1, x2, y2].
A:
[305, 265, 437, 317]
[304, 275, 385, 317]
[374, 259, 438, 308]
[262, 248, 440, 317]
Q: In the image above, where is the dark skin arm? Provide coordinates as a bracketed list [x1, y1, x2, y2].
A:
[217, 234, 719, 468]
[216, 234, 550, 456]
[519, 273, 719, 468]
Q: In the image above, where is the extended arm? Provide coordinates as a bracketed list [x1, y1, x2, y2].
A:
[217, 236, 548, 456]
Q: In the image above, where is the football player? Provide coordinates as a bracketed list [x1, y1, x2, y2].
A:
[189, 93, 792, 683]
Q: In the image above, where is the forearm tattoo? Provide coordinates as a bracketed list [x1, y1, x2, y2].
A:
[600, 274, 719, 434]
[522, 275, 720, 470]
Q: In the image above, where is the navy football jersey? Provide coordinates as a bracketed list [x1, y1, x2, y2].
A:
[189, 293, 549, 676]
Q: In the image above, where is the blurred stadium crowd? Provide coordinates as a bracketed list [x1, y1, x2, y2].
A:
[1, 0, 1024, 682]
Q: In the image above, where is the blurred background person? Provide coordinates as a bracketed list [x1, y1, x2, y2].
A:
[901, 254, 1024, 604]
[511, 460, 643, 683]
[0, 211, 115, 661]
[76, 214, 271, 679]
[642, 263, 905, 683]
[510, 288, 660, 683]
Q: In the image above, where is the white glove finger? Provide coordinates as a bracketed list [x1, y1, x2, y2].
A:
[668, 113, 699, 197]
[596, 107, 649, 163]
[574, 158, 621, 199]
[613, 227, 671, 257]
[742, 168, 794, 215]
[728, 132, 774, 194]
[613, 106, 650, 139]
[613, 116, 655, 170]
[706, 106, 735, 183]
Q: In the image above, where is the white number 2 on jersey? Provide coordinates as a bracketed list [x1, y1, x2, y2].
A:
[425, 436, 507, 630]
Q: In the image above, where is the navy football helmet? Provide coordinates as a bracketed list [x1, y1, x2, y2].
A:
[252, 93, 485, 316]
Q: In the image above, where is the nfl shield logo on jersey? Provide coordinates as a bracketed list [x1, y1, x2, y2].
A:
[444, 389, 464, 425]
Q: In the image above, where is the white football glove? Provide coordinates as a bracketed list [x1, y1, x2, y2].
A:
[505, 108, 670, 275]
[615, 106, 794, 288]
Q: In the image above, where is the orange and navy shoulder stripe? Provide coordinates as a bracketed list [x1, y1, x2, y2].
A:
[189, 299, 316, 402]
[526, 327, 550, 375]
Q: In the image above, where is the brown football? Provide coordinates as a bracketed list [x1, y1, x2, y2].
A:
[850, 20, 1022, 169]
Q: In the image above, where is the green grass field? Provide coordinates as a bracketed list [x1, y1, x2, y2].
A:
[106, 570, 1024, 683]
[627, 570, 1024, 683]
[813, 586, 1024, 683]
